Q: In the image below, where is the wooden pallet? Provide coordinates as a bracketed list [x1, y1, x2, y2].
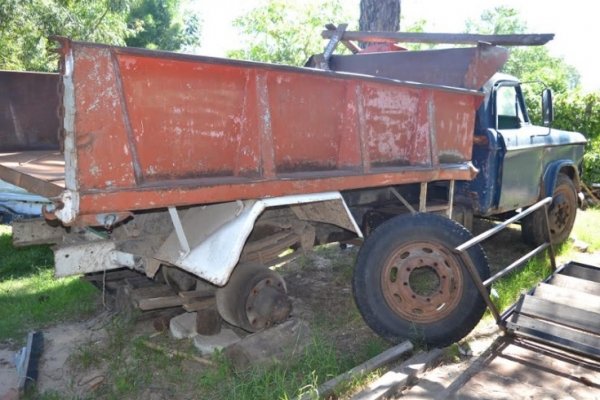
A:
[83, 269, 216, 313]
[506, 261, 600, 360]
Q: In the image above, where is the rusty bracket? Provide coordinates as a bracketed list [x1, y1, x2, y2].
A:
[317, 23, 349, 70]
[389, 187, 416, 214]
[325, 23, 360, 54]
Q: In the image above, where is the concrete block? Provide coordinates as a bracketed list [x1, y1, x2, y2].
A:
[193, 329, 240, 355]
[169, 312, 197, 339]
[224, 318, 311, 371]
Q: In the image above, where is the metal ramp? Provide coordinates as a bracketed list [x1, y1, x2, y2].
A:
[455, 196, 600, 361]
[505, 261, 600, 360]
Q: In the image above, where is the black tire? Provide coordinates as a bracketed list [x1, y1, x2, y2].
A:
[216, 263, 289, 332]
[352, 213, 489, 347]
[162, 266, 197, 292]
[522, 173, 578, 246]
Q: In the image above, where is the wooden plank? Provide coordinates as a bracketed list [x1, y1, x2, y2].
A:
[297, 341, 414, 400]
[182, 297, 216, 312]
[518, 295, 600, 335]
[351, 348, 444, 400]
[196, 307, 221, 335]
[321, 31, 555, 46]
[508, 314, 600, 359]
[533, 283, 600, 315]
[178, 289, 215, 300]
[83, 269, 142, 282]
[548, 273, 600, 296]
[561, 262, 600, 283]
[137, 296, 183, 311]
[125, 276, 157, 289]
[130, 285, 176, 301]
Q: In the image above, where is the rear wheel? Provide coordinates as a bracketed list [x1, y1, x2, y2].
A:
[216, 263, 292, 332]
[353, 213, 489, 347]
[522, 173, 578, 246]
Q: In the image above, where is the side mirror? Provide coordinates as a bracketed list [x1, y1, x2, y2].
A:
[541, 88, 554, 127]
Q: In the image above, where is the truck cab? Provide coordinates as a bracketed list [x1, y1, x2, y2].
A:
[458, 73, 587, 243]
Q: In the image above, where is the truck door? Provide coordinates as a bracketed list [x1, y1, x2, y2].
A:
[494, 83, 544, 211]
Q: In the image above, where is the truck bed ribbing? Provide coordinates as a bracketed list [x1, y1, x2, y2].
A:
[1, 38, 507, 225]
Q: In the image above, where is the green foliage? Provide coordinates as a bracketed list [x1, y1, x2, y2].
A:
[552, 91, 600, 184]
[467, 6, 600, 184]
[0, 0, 133, 71]
[0, 0, 200, 72]
[125, 0, 201, 51]
[227, 0, 352, 66]
[466, 6, 580, 95]
[465, 6, 527, 35]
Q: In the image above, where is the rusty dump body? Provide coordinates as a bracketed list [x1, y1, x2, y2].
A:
[0, 39, 508, 226]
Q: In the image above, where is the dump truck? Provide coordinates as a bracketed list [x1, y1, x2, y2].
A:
[0, 32, 586, 346]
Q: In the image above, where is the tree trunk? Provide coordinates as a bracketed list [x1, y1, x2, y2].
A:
[359, 0, 401, 32]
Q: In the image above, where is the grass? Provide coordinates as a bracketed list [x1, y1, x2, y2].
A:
[63, 322, 386, 400]
[0, 224, 99, 341]
[572, 207, 600, 252]
[490, 255, 553, 313]
[486, 207, 600, 316]
[206, 335, 348, 400]
[10, 209, 600, 398]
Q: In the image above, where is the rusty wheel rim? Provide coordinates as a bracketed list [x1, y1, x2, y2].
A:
[245, 275, 289, 331]
[381, 241, 464, 324]
[548, 190, 573, 238]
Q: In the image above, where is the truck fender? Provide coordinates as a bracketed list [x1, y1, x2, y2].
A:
[541, 160, 580, 198]
[154, 192, 362, 286]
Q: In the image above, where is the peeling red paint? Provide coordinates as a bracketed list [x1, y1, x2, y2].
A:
[6, 40, 495, 225]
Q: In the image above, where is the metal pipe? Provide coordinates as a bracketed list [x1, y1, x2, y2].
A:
[168, 206, 190, 254]
[457, 251, 503, 327]
[543, 204, 558, 271]
[456, 197, 552, 252]
[389, 187, 416, 214]
[419, 182, 427, 212]
[482, 243, 549, 287]
[447, 180, 455, 218]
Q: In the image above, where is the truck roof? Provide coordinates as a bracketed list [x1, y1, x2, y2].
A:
[483, 73, 519, 93]
[488, 72, 519, 86]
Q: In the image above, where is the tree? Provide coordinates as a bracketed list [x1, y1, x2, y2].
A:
[125, 0, 200, 51]
[466, 6, 580, 126]
[0, 0, 200, 72]
[227, 0, 351, 66]
[359, 0, 400, 32]
[466, 6, 579, 94]
[0, 0, 133, 71]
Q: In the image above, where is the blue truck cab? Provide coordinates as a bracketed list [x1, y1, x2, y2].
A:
[457, 73, 587, 244]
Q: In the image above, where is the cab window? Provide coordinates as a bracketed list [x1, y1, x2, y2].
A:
[496, 85, 527, 130]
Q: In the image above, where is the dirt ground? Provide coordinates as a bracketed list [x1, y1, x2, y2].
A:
[0, 313, 110, 399]
[0, 220, 598, 399]
[0, 243, 380, 399]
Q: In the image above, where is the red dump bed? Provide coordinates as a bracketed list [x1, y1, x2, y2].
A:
[0, 39, 507, 225]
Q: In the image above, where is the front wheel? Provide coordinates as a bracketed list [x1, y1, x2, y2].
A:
[352, 213, 489, 347]
[522, 173, 578, 246]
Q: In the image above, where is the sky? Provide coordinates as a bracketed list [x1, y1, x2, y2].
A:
[190, 0, 600, 91]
